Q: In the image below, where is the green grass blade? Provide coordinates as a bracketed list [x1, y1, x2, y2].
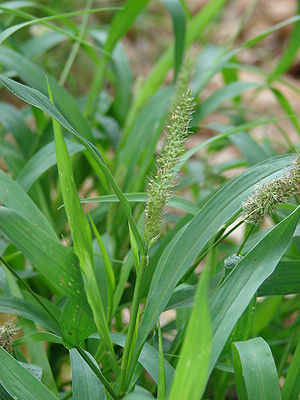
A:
[232, 338, 281, 400]
[14, 332, 62, 346]
[0, 171, 57, 239]
[16, 140, 83, 192]
[157, 319, 166, 400]
[0, 295, 59, 334]
[0, 207, 90, 316]
[0, 6, 121, 47]
[48, 82, 115, 356]
[0, 348, 58, 400]
[88, 213, 115, 319]
[192, 81, 263, 125]
[169, 262, 211, 400]
[210, 206, 300, 373]
[272, 87, 300, 136]
[70, 349, 106, 400]
[80, 192, 198, 215]
[0, 46, 94, 141]
[163, 0, 186, 79]
[269, 0, 300, 81]
[282, 333, 300, 400]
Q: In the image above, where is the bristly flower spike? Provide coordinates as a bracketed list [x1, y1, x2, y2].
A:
[243, 155, 300, 225]
[144, 89, 195, 247]
[0, 320, 18, 353]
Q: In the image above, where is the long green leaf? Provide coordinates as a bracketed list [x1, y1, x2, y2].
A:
[0, 46, 94, 141]
[0, 348, 58, 400]
[210, 206, 300, 373]
[232, 338, 281, 400]
[0, 207, 90, 315]
[0, 295, 59, 333]
[17, 139, 83, 192]
[70, 349, 106, 400]
[0, 171, 57, 239]
[48, 82, 114, 354]
[282, 333, 300, 400]
[163, 0, 186, 79]
[85, 0, 150, 116]
[80, 192, 198, 215]
[169, 262, 211, 400]
[0, 7, 121, 45]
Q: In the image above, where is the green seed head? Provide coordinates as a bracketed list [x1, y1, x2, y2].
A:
[144, 90, 195, 246]
[243, 155, 300, 225]
[0, 320, 18, 353]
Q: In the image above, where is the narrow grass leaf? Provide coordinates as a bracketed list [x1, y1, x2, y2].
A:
[157, 319, 166, 400]
[0, 46, 94, 141]
[232, 338, 281, 400]
[0, 171, 57, 239]
[163, 0, 186, 79]
[14, 332, 62, 346]
[0, 348, 58, 400]
[70, 349, 106, 400]
[48, 82, 114, 354]
[193, 81, 263, 125]
[269, 0, 300, 81]
[80, 193, 198, 215]
[210, 206, 300, 373]
[17, 140, 83, 192]
[88, 213, 115, 318]
[282, 333, 300, 400]
[59, 300, 95, 348]
[169, 262, 211, 400]
[0, 295, 59, 333]
[0, 207, 90, 315]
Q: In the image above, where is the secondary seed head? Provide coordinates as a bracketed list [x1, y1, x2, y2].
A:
[0, 320, 18, 353]
[243, 156, 300, 225]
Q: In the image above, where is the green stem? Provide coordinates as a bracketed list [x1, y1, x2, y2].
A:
[59, 0, 94, 85]
[85, 57, 108, 118]
[180, 219, 244, 283]
[119, 253, 147, 394]
[237, 224, 255, 255]
[76, 348, 120, 400]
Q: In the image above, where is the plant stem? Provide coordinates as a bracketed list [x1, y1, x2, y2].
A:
[180, 219, 244, 283]
[237, 224, 255, 255]
[76, 347, 120, 400]
[119, 253, 147, 394]
[59, 0, 94, 85]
